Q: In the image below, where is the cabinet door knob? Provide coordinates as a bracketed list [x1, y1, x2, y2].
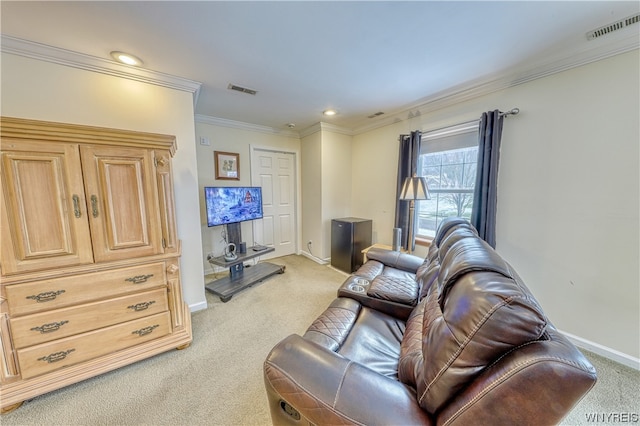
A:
[72, 194, 82, 218]
[90, 195, 99, 218]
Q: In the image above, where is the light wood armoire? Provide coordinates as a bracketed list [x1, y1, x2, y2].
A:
[0, 117, 192, 413]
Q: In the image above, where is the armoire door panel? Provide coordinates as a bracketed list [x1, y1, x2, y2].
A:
[80, 146, 163, 262]
[0, 141, 94, 275]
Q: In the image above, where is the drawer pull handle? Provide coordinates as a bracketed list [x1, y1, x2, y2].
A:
[26, 290, 66, 303]
[38, 349, 75, 364]
[72, 194, 82, 218]
[31, 321, 69, 334]
[132, 324, 159, 337]
[91, 195, 99, 218]
[125, 274, 154, 284]
[127, 301, 156, 312]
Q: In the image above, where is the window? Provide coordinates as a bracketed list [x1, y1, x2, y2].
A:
[416, 122, 479, 238]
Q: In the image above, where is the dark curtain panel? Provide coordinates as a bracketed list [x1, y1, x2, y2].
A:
[471, 110, 504, 248]
[394, 131, 421, 251]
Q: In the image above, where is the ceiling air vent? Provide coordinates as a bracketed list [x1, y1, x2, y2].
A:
[587, 13, 640, 40]
[367, 111, 385, 119]
[228, 84, 257, 95]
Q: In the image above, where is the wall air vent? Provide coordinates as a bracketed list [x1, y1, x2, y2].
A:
[586, 13, 640, 40]
[367, 112, 385, 119]
[227, 84, 258, 95]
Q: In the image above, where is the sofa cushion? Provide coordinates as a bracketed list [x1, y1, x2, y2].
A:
[399, 236, 548, 414]
[303, 298, 362, 351]
[354, 259, 385, 281]
[417, 261, 440, 301]
[337, 306, 405, 380]
[433, 217, 474, 246]
[367, 275, 419, 306]
[398, 298, 426, 388]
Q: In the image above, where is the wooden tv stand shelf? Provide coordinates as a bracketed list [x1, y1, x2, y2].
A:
[205, 247, 285, 302]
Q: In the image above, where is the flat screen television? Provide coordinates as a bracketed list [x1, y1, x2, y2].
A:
[205, 186, 264, 227]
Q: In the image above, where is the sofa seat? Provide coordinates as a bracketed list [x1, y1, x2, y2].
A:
[305, 297, 405, 380]
[264, 218, 597, 425]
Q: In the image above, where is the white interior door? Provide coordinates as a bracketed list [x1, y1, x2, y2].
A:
[251, 148, 296, 258]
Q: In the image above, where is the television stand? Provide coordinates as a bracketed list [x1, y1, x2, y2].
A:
[205, 246, 285, 302]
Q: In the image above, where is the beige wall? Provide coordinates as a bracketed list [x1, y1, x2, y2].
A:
[301, 130, 324, 260]
[1, 53, 207, 312]
[300, 126, 352, 261]
[195, 120, 301, 273]
[352, 50, 640, 363]
[321, 129, 352, 259]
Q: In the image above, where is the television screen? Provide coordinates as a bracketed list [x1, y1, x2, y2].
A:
[205, 186, 264, 227]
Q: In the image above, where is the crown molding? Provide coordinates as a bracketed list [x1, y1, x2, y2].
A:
[352, 30, 639, 135]
[299, 122, 354, 138]
[1, 35, 202, 106]
[195, 114, 299, 138]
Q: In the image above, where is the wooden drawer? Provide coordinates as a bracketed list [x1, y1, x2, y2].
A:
[17, 312, 171, 380]
[10, 288, 168, 349]
[5, 263, 167, 316]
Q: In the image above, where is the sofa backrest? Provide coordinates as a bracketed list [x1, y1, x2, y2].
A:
[399, 220, 549, 414]
[416, 218, 478, 300]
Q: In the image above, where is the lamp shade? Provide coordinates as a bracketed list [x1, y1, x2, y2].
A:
[400, 175, 430, 200]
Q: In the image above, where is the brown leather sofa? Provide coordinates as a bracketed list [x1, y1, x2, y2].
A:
[264, 218, 597, 425]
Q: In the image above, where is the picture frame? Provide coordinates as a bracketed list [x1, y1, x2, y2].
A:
[214, 151, 240, 180]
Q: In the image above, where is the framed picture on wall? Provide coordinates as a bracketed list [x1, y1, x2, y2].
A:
[214, 151, 240, 180]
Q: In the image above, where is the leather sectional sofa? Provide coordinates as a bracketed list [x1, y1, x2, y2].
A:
[264, 218, 597, 425]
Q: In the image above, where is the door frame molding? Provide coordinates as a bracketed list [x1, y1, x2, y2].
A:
[249, 144, 301, 256]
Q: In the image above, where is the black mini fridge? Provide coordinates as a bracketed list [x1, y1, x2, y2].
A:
[331, 218, 372, 273]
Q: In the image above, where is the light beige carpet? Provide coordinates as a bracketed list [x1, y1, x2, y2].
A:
[2, 254, 638, 425]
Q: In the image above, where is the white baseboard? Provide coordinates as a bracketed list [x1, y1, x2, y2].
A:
[188, 300, 208, 313]
[560, 329, 640, 371]
[299, 250, 329, 265]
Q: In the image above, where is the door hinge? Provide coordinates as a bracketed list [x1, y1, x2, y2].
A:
[162, 237, 167, 249]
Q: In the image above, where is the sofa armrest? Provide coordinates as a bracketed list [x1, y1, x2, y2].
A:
[364, 248, 423, 273]
[437, 328, 597, 426]
[264, 334, 431, 425]
[338, 277, 414, 320]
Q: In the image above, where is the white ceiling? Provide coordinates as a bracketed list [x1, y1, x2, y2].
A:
[1, 1, 639, 133]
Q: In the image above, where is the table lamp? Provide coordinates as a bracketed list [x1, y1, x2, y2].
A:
[399, 174, 430, 252]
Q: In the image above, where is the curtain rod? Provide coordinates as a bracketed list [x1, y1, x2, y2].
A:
[398, 108, 520, 140]
[499, 107, 520, 117]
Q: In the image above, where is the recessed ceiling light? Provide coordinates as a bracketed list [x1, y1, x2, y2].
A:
[110, 51, 143, 66]
[323, 109, 337, 116]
